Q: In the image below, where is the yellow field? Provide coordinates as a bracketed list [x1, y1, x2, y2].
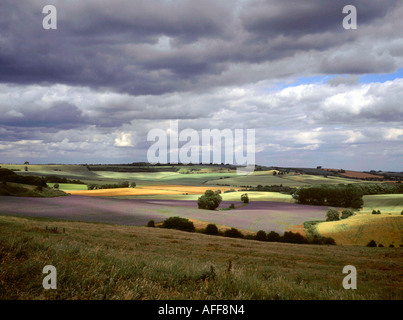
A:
[316, 214, 403, 246]
[67, 185, 232, 197]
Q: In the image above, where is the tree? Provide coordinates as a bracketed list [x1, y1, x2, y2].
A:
[161, 217, 195, 232]
[204, 224, 219, 235]
[326, 208, 340, 221]
[241, 193, 249, 204]
[130, 182, 136, 188]
[198, 190, 222, 210]
[53, 183, 59, 189]
[255, 230, 267, 241]
[366, 240, 377, 247]
[267, 231, 281, 242]
[147, 220, 155, 227]
[224, 228, 243, 238]
[341, 209, 354, 219]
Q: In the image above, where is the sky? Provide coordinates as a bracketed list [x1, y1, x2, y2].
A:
[0, 0, 402, 171]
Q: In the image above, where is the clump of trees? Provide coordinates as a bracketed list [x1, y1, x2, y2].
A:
[341, 209, 354, 219]
[372, 210, 381, 215]
[241, 193, 249, 204]
[87, 181, 135, 190]
[204, 224, 219, 235]
[294, 184, 364, 208]
[198, 190, 222, 210]
[0, 168, 47, 187]
[161, 217, 195, 232]
[326, 209, 340, 221]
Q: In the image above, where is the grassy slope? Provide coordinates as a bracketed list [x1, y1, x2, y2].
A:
[316, 214, 403, 246]
[0, 215, 402, 300]
[0, 182, 67, 197]
[361, 194, 403, 214]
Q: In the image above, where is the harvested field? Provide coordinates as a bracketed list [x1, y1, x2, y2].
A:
[316, 214, 403, 246]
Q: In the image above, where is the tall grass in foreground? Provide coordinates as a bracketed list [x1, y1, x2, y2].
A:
[0, 216, 401, 300]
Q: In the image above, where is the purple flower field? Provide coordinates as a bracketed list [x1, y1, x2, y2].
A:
[0, 195, 329, 232]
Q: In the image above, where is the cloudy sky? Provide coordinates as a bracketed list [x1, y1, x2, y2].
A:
[1, 0, 402, 171]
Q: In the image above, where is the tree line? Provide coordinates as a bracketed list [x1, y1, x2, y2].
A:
[293, 183, 403, 208]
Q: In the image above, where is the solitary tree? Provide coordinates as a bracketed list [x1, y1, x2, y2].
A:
[198, 190, 222, 210]
[241, 193, 249, 204]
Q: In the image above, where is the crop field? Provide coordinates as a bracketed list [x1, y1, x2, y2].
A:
[1, 215, 401, 300]
[0, 196, 328, 233]
[208, 173, 370, 187]
[0, 164, 98, 180]
[94, 171, 240, 186]
[47, 183, 88, 191]
[316, 214, 403, 246]
[361, 194, 403, 214]
[66, 185, 232, 197]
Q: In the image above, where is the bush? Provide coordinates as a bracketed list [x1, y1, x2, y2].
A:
[255, 230, 267, 241]
[204, 224, 219, 235]
[147, 220, 155, 228]
[282, 231, 308, 244]
[53, 183, 59, 189]
[229, 203, 235, 209]
[224, 228, 244, 238]
[372, 209, 381, 215]
[341, 209, 354, 219]
[241, 193, 249, 204]
[326, 208, 340, 221]
[161, 217, 195, 232]
[366, 240, 377, 247]
[198, 190, 222, 210]
[267, 231, 281, 242]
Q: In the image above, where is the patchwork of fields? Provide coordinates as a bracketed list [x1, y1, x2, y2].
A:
[0, 196, 329, 233]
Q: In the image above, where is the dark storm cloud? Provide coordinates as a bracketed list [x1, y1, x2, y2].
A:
[1, 102, 88, 129]
[241, 0, 397, 38]
[0, 0, 401, 96]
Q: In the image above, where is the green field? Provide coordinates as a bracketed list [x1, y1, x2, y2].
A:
[362, 194, 403, 214]
[46, 183, 88, 191]
[1, 215, 401, 300]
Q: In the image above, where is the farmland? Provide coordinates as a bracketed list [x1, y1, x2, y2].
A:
[316, 214, 403, 247]
[0, 196, 329, 233]
[1, 215, 401, 300]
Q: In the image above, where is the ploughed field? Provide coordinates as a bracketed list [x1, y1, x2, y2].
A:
[0, 196, 329, 233]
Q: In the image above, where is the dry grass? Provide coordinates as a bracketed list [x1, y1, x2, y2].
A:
[0, 215, 402, 300]
[316, 214, 403, 246]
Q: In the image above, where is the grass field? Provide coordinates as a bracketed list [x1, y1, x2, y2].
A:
[0, 215, 401, 300]
[316, 214, 403, 246]
[361, 194, 403, 214]
[47, 183, 88, 191]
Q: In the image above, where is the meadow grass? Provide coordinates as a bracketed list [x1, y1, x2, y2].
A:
[362, 194, 403, 214]
[0, 215, 401, 300]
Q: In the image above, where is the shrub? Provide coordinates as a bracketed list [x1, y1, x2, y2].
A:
[161, 217, 195, 232]
[204, 224, 219, 235]
[53, 183, 59, 189]
[241, 193, 249, 204]
[341, 209, 354, 219]
[326, 208, 340, 221]
[255, 230, 267, 241]
[366, 240, 377, 247]
[267, 231, 281, 242]
[224, 228, 244, 238]
[282, 231, 308, 244]
[147, 220, 155, 228]
[198, 190, 222, 210]
[229, 203, 235, 209]
[378, 243, 384, 247]
[372, 209, 381, 215]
